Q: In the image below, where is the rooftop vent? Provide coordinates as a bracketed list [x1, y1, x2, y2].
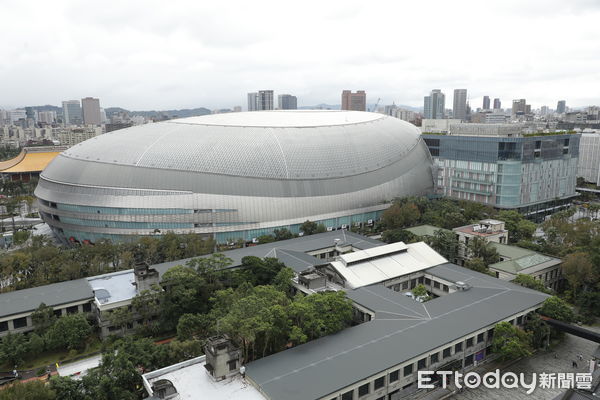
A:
[455, 281, 471, 291]
[151, 379, 179, 400]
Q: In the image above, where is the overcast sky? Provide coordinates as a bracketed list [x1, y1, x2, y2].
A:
[1, 0, 599, 111]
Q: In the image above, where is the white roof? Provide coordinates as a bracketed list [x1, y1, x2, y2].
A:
[172, 110, 383, 128]
[330, 242, 447, 289]
[339, 241, 408, 265]
[87, 270, 136, 305]
[144, 357, 265, 400]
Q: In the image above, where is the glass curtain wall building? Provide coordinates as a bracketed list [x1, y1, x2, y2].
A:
[35, 110, 434, 244]
[423, 133, 580, 219]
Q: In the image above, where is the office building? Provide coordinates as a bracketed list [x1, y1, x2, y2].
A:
[341, 90, 366, 111]
[35, 110, 434, 244]
[493, 98, 501, 110]
[257, 90, 274, 111]
[512, 99, 528, 117]
[578, 132, 600, 185]
[9, 109, 27, 124]
[247, 92, 258, 111]
[277, 94, 297, 110]
[422, 130, 580, 218]
[37, 111, 56, 124]
[424, 89, 445, 119]
[557, 100, 566, 114]
[81, 97, 101, 125]
[452, 89, 467, 121]
[482, 96, 490, 110]
[62, 100, 82, 125]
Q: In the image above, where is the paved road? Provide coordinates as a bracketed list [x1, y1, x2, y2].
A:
[57, 354, 102, 379]
[451, 327, 600, 400]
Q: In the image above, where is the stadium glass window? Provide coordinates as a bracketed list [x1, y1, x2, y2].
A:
[374, 376, 385, 390]
[430, 353, 439, 364]
[417, 358, 427, 369]
[358, 383, 369, 397]
[389, 370, 399, 382]
[477, 333, 485, 343]
[13, 317, 27, 329]
[466, 337, 474, 348]
[341, 390, 354, 400]
[443, 347, 452, 359]
[0, 321, 8, 332]
[403, 364, 413, 377]
[455, 342, 463, 353]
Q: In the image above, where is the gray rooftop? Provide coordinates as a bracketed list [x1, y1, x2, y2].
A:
[246, 263, 549, 400]
[0, 279, 93, 318]
[153, 230, 382, 276]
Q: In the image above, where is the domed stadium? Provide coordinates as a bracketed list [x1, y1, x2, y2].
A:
[35, 110, 434, 244]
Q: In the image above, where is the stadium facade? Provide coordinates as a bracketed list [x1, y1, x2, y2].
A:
[35, 110, 434, 244]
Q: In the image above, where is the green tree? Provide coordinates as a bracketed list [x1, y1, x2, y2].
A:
[299, 220, 318, 235]
[28, 333, 46, 354]
[0, 380, 56, 400]
[561, 252, 596, 299]
[0, 332, 30, 366]
[513, 274, 550, 293]
[540, 296, 574, 323]
[49, 376, 85, 400]
[131, 286, 162, 334]
[467, 237, 500, 266]
[31, 302, 57, 334]
[427, 229, 459, 262]
[160, 265, 211, 330]
[45, 314, 92, 350]
[177, 313, 213, 341]
[382, 202, 421, 229]
[524, 313, 550, 349]
[498, 210, 536, 243]
[464, 258, 489, 274]
[273, 228, 294, 241]
[491, 321, 532, 360]
[108, 307, 133, 336]
[381, 229, 417, 244]
[412, 284, 431, 301]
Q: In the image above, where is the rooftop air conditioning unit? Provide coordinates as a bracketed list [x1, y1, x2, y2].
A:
[341, 224, 348, 229]
[326, 227, 333, 232]
[367, 219, 373, 225]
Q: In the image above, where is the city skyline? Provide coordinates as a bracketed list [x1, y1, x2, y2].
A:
[1, 0, 600, 110]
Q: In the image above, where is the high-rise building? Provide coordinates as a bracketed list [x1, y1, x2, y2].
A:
[37, 111, 56, 124]
[422, 129, 580, 218]
[540, 106, 549, 116]
[278, 94, 297, 110]
[512, 99, 528, 116]
[493, 98, 501, 110]
[482, 96, 490, 110]
[62, 100, 82, 125]
[452, 89, 467, 120]
[257, 90, 274, 111]
[81, 97, 101, 125]
[557, 100, 566, 114]
[424, 89, 446, 119]
[247, 92, 258, 111]
[341, 90, 366, 111]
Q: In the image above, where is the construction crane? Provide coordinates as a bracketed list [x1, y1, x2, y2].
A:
[369, 98, 381, 113]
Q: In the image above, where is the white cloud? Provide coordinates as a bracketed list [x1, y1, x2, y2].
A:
[0, 0, 599, 110]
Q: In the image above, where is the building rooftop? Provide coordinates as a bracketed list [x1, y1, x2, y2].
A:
[87, 270, 137, 306]
[404, 224, 449, 238]
[0, 279, 93, 318]
[143, 356, 264, 400]
[245, 263, 549, 400]
[0, 149, 63, 174]
[153, 230, 382, 277]
[328, 242, 447, 288]
[489, 253, 562, 275]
